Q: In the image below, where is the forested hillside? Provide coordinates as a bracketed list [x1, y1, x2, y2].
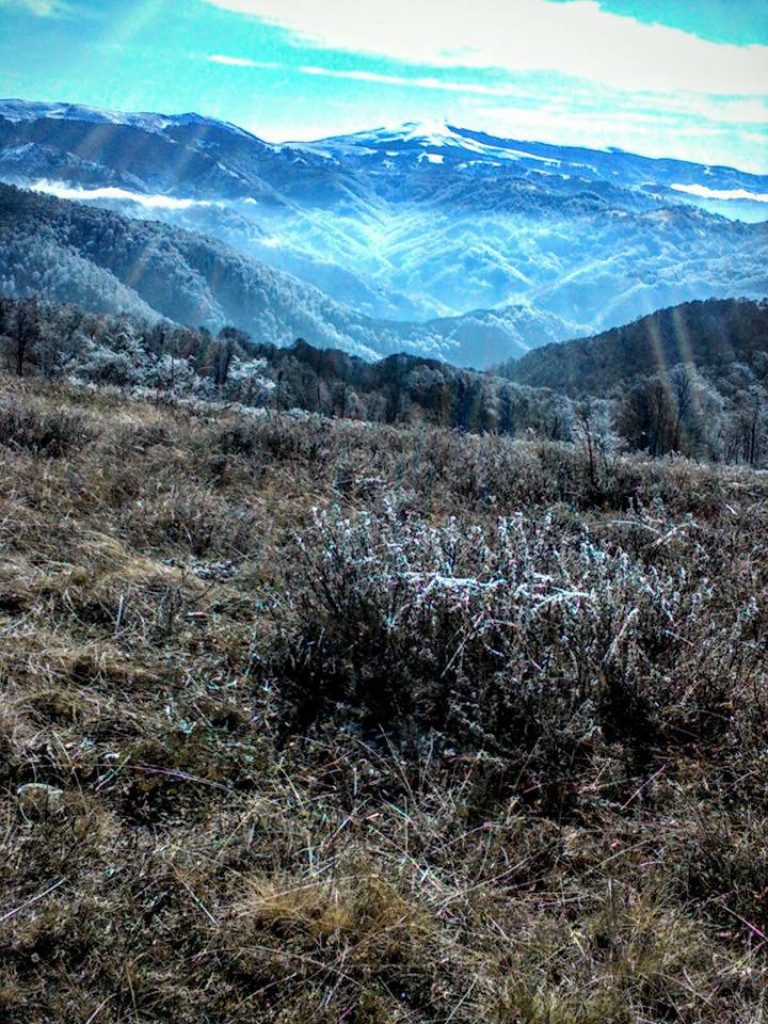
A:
[499, 298, 768, 461]
[0, 296, 573, 439]
[506, 299, 768, 394]
[5, 293, 768, 467]
[0, 183, 567, 366]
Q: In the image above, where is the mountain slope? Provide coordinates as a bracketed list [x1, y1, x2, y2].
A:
[0, 183, 569, 365]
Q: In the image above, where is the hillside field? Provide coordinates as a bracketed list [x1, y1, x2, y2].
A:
[1, 377, 768, 1022]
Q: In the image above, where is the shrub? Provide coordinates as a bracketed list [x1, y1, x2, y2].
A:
[0, 396, 91, 456]
[261, 502, 750, 772]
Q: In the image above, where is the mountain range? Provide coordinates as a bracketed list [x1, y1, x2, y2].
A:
[0, 98, 766, 367]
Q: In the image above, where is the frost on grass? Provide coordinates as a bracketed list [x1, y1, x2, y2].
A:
[266, 503, 758, 767]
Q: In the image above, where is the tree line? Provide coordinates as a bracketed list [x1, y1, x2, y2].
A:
[2, 293, 768, 466]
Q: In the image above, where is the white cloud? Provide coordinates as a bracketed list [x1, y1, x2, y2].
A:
[671, 183, 768, 203]
[297, 65, 530, 97]
[291, 66, 768, 127]
[206, 56, 528, 95]
[30, 181, 219, 210]
[666, 94, 768, 126]
[208, 54, 279, 68]
[205, 55, 768, 137]
[203, 0, 768, 96]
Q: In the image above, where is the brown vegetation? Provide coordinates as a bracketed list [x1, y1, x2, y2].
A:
[1, 376, 767, 1022]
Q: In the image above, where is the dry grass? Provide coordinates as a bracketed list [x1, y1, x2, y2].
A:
[0, 376, 767, 1022]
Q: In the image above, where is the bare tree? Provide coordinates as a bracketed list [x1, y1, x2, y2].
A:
[13, 299, 41, 377]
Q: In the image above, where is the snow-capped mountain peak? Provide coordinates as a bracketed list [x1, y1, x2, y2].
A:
[290, 120, 588, 172]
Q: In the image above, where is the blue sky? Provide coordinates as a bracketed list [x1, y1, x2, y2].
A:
[1, 0, 766, 171]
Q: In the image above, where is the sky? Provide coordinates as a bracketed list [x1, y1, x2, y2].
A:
[0, 0, 766, 172]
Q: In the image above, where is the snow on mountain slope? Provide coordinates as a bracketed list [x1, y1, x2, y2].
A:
[295, 121, 575, 172]
[296, 121, 768, 201]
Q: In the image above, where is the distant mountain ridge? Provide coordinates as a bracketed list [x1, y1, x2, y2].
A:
[3, 101, 767, 205]
[300, 120, 768, 203]
[1, 98, 766, 356]
[0, 99, 256, 137]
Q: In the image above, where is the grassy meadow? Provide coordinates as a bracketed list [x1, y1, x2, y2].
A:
[0, 376, 767, 1022]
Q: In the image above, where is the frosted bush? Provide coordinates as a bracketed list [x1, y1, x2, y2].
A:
[265, 504, 755, 759]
